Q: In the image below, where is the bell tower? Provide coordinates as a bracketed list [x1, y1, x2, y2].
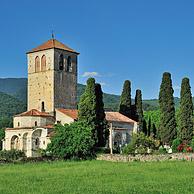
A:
[27, 38, 79, 114]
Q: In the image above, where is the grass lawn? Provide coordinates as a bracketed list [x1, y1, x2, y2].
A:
[0, 160, 194, 194]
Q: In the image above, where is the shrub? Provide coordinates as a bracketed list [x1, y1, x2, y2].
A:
[190, 138, 194, 151]
[0, 150, 26, 162]
[47, 121, 95, 160]
[158, 146, 167, 154]
[122, 144, 135, 155]
[172, 138, 181, 153]
[122, 132, 158, 155]
[177, 143, 192, 153]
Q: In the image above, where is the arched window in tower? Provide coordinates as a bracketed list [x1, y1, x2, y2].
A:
[41, 55, 46, 71]
[59, 54, 64, 71]
[35, 56, 40, 72]
[67, 56, 72, 72]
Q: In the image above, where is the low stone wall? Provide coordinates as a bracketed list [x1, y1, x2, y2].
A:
[97, 153, 194, 162]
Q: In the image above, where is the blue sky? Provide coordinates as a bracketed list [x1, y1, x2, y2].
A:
[1, 0, 194, 99]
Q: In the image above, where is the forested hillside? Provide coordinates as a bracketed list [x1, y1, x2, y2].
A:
[0, 78, 170, 129]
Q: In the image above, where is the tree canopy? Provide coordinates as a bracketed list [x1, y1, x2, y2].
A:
[159, 72, 177, 145]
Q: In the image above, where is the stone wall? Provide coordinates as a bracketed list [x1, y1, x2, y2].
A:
[27, 49, 54, 113]
[97, 153, 194, 162]
[27, 48, 77, 113]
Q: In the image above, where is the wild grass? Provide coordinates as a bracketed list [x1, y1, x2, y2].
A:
[0, 160, 193, 194]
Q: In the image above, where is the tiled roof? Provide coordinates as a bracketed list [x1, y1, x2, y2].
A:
[27, 39, 79, 54]
[57, 109, 78, 120]
[105, 112, 137, 124]
[56, 109, 136, 124]
[43, 125, 54, 129]
[15, 109, 53, 117]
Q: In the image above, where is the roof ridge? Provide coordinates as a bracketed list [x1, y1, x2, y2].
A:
[27, 39, 79, 54]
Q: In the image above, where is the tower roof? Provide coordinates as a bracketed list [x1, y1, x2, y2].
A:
[27, 39, 79, 54]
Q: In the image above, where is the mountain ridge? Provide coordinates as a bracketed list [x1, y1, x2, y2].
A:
[0, 78, 160, 116]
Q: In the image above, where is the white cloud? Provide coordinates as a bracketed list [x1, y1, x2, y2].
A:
[82, 72, 101, 77]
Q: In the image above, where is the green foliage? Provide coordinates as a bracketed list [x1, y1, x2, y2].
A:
[0, 150, 26, 161]
[135, 89, 145, 132]
[78, 78, 98, 143]
[144, 110, 160, 138]
[142, 119, 147, 135]
[0, 92, 26, 118]
[158, 146, 167, 154]
[119, 80, 132, 117]
[0, 117, 12, 128]
[178, 78, 193, 143]
[47, 121, 95, 159]
[152, 123, 157, 138]
[190, 138, 194, 151]
[158, 72, 177, 145]
[95, 83, 109, 147]
[172, 138, 181, 153]
[0, 128, 5, 149]
[147, 117, 151, 136]
[122, 133, 158, 155]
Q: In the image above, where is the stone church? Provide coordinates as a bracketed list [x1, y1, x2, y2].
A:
[2, 38, 138, 157]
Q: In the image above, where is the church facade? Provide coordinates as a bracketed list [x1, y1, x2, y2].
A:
[2, 38, 138, 157]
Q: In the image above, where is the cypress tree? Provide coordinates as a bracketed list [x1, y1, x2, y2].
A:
[78, 78, 98, 143]
[159, 72, 176, 145]
[179, 77, 193, 143]
[119, 80, 131, 117]
[95, 83, 109, 147]
[135, 89, 144, 132]
[152, 123, 157, 138]
[143, 119, 147, 135]
[147, 117, 151, 136]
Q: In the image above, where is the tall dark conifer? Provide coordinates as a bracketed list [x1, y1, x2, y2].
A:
[78, 78, 98, 143]
[147, 117, 151, 136]
[152, 123, 157, 138]
[119, 80, 131, 117]
[159, 72, 176, 145]
[179, 77, 193, 143]
[95, 83, 109, 147]
[135, 89, 144, 132]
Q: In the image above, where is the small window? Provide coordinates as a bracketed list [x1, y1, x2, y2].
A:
[67, 56, 72, 72]
[35, 56, 40, 72]
[41, 101, 45, 112]
[18, 122, 20, 127]
[35, 121, 37, 126]
[35, 138, 40, 146]
[59, 54, 64, 70]
[41, 55, 46, 71]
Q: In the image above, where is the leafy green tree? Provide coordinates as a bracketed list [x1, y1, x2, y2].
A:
[135, 89, 144, 132]
[47, 121, 95, 159]
[119, 80, 132, 117]
[95, 83, 109, 147]
[144, 110, 161, 129]
[178, 77, 193, 143]
[78, 78, 98, 143]
[159, 72, 176, 145]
